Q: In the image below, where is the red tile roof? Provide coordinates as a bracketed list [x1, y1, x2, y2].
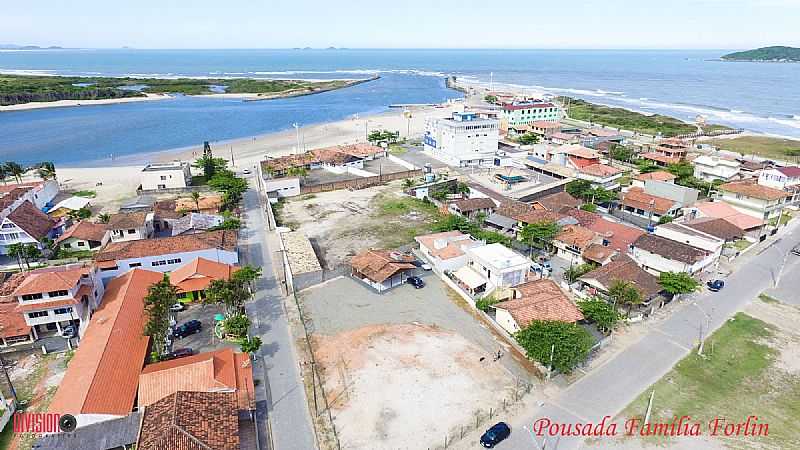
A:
[776, 166, 800, 178]
[683, 217, 744, 241]
[107, 211, 149, 230]
[555, 225, 597, 250]
[621, 187, 678, 215]
[719, 180, 790, 201]
[494, 279, 583, 326]
[586, 218, 645, 253]
[633, 234, 708, 264]
[137, 391, 240, 450]
[634, 171, 677, 182]
[0, 302, 31, 339]
[415, 231, 472, 260]
[350, 249, 416, 283]
[169, 258, 238, 293]
[579, 164, 623, 178]
[49, 269, 163, 416]
[583, 244, 617, 264]
[7, 201, 56, 240]
[139, 348, 255, 410]
[55, 221, 108, 245]
[579, 255, 662, 299]
[95, 230, 237, 262]
[640, 152, 680, 165]
[535, 192, 582, 212]
[12, 266, 88, 296]
[450, 197, 497, 213]
[512, 209, 566, 225]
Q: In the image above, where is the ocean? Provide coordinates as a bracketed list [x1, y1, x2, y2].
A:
[1, 49, 798, 166]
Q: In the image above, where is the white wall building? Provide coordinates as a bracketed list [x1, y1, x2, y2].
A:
[654, 222, 724, 260]
[423, 112, 499, 167]
[759, 166, 800, 208]
[692, 155, 741, 182]
[141, 162, 192, 191]
[415, 231, 484, 273]
[630, 233, 717, 275]
[0, 201, 56, 255]
[460, 243, 530, 297]
[108, 211, 154, 243]
[717, 181, 789, 222]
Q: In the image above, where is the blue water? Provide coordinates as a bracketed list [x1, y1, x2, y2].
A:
[1, 49, 799, 166]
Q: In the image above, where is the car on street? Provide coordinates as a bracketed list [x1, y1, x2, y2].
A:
[61, 326, 77, 338]
[172, 320, 202, 339]
[707, 279, 725, 292]
[407, 276, 425, 289]
[242, 168, 251, 175]
[480, 422, 511, 448]
[163, 348, 194, 360]
[420, 263, 432, 271]
[170, 303, 186, 312]
[792, 245, 800, 256]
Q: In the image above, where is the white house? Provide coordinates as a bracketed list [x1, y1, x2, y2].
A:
[692, 155, 741, 182]
[55, 221, 110, 252]
[492, 279, 583, 334]
[423, 112, 499, 167]
[108, 211, 154, 243]
[654, 222, 724, 261]
[262, 177, 301, 200]
[415, 231, 483, 273]
[717, 181, 789, 222]
[0, 200, 57, 255]
[12, 263, 105, 338]
[758, 166, 800, 208]
[141, 161, 192, 191]
[630, 233, 716, 275]
[94, 230, 239, 280]
[454, 243, 530, 298]
[576, 163, 624, 191]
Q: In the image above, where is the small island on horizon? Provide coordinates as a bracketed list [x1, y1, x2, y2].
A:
[721, 46, 800, 62]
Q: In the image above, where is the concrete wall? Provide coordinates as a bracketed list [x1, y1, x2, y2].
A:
[644, 180, 699, 207]
[300, 169, 422, 194]
[264, 177, 301, 198]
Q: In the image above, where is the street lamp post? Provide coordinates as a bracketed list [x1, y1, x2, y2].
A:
[293, 122, 301, 154]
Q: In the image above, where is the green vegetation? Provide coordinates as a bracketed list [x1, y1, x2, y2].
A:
[565, 179, 616, 204]
[622, 312, 799, 448]
[71, 190, 96, 198]
[0, 74, 353, 105]
[727, 238, 753, 252]
[609, 280, 643, 316]
[515, 320, 595, 373]
[431, 211, 512, 246]
[563, 263, 597, 284]
[476, 295, 500, 312]
[709, 136, 800, 160]
[657, 215, 673, 224]
[580, 203, 597, 212]
[519, 220, 560, 250]
[578, 298, 621, 333]
[388, 143, 407, 155]
[204, 265, 261, 318]
[658, 271, 701, 296]
[223, 314, 251, 339]
[240, 336, 262, 355]
[143, 274, 178, 358]
[484, 94, 498, 104]
[758, 293, 781, 304]
[516, 132, 540, 145]
[563, 97, 697, 137]
[610, 144, 635, 162]
[722, 46, 800, 62]
[367, 129, 400, 145]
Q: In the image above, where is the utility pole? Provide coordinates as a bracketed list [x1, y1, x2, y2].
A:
[547, 344, 555, 380]
[644, 390, 655, 424]
[230, 146, 235, 167]
[293, 122, 301, 154]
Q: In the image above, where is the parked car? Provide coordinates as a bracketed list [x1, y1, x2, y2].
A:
[172, 320, 202, 339]
[707, 280, 725, 292]
[420, 263, 432, 271]
[170, 303, 186, 312]
[163, 348, 194, 361]
[61, 326, 77, 338]
[792, 245, 800, 256]
[480, 422, 511, 448]
[242, 168, 251, 175]
[407, 276, 425, 289]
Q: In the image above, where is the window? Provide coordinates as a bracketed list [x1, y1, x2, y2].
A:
[77, 241, 86, 247]
[54, 307, 73, 315]
[100, 265, 119, 272]
[28, 311, 48, 318]
[160, 175, 167, 180]
[151, 260, 167, 266]
[63, 243, 72, 249]
[48, 290, 69, 297]
[21, 293, 44, 301]
[167, 258, 182, 264]
[1, 223, 15, 229]
[129, 262, 142, 268]
[127, 229, 136, 234]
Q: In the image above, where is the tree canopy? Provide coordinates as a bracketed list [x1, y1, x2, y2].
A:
[517, 133, 540, 146]
[143, 274, 178, 358]
[519, 220, 560, 250]
[515, 321, 595, 373]
[658, 271, 700, 295]
[578, 298, 620, 334]
[608, 279, 643, 316]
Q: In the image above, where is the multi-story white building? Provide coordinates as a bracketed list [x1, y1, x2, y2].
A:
[141, 161, 192, 191]
[654, 222, 724, 260]
[717, 181, 789, 222]
[576, 164, 624, 191]
[758, 166, 800, 208]
[692, 155, 741, 182]
[452, 243, 530, 298]
[0, 201, 57, 255]
[501, 102, 563, 128]
[12, 263, 105, 338]
[423, 112, 499, 167]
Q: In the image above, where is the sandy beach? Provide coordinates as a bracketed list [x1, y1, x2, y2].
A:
[54, 102, 460, 211]
[0, 92, 172, 112]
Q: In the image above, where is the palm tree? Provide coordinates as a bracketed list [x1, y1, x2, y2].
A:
[97, 213, 111, 224]
[6, 243, 26, 271]
[37, 161, 56, 181]
[4, 162, 24, 184]
[0, 165, 7, 185]
[190, 192, 201, 212]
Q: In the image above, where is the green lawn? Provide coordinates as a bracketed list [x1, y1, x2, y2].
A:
[563, 97, 699, 137]
[621, 312, 800, 448]
[362, 194, 441, 248]
[709, 136, 800, 161]
[70, 190, 96, 198]
[725, 238, 753, 252]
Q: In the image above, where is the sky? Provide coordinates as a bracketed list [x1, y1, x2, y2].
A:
[3, 0, 799, 50]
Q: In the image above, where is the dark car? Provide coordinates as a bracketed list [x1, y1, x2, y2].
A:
[707, 280, 725, 292]
[407, 276, 425, 289]
[792, 245, 800, 256]
[172, 320, 202, 339]
[163, 348, 194, 361]
[480, 422, 511, 448]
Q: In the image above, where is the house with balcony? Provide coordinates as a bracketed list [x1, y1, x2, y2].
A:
[576, 163, 623, 191]
[453, 243, 530, 299]
[108, 211, 154, 243]
[717, 180, 790, 223]
[12, 263, 105, 339]
[693, 155, 741, 182]
[758, 166, 800, 209]
[0, 200, 58, 255]
[414, 231, 484, 273]
[551, 144, 602, 170]
[618, 188, 682, 227]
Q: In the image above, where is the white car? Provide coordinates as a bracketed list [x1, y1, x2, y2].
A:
[242, 168, 251, 175]
[421, 263, 433, 271]
[170, 303, 186, 312]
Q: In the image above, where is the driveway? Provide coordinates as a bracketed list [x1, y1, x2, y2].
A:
[499, 220, 800, 449]
[169, 303, 239, 355]
[300, 273, 531, 380]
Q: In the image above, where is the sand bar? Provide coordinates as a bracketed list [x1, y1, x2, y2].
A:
[0, 93, 171, 112]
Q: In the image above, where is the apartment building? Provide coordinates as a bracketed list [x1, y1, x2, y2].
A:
[423, 112, 499, 167]
[717, 181, 789, 222]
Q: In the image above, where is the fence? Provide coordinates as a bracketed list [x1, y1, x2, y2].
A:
[299, 169, 422, 194]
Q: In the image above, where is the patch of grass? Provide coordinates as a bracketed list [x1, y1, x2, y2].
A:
[71, 190, 96, 198]
[0, 423, 13, 450]
[191, 175, 208, 186]
[301, 194, 316, 201]
[731, 238, 753, 251]
[709, 136, 800, 161]
[621, 312, 800, 448]
[375, 196, 439, 217]
[388, 144, 407, 155]
[562, 97, 698, 137]
[759, 293, 781, 304]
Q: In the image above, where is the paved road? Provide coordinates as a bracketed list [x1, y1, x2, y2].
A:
[241, 182, 317, 450]
[503, 221, 800, 449]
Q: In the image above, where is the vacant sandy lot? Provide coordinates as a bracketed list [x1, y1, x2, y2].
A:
[279, 181, 438, 269]
[314, 323, 516, 450]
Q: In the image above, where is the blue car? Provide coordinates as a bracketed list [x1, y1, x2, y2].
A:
[480, 422, 511, 448]
[707, 280, 724, 292]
